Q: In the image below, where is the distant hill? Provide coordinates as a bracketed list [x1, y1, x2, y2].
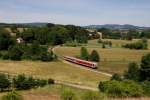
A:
[0, 22, 48, 27]
[84, 24, 150, 30]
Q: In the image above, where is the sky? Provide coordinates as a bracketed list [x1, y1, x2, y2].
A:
[0, 0, 150, 26]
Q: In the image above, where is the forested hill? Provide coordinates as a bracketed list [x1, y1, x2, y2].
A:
[84, 24, 150, 30]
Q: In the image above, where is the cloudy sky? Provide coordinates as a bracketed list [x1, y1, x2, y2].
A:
[0, 0, 150, 26]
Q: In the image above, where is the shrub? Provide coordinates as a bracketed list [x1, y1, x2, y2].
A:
[37, 79, 47, 87]
[122, 39, 148, 50]
[0, 74, 11, 91]
[140, 53, 150, 81]
[89, 50, 100, 62]
[2, 53, 9, 60]
[111, 73, 122, 81]
[13, 74, 30, 90]
[8, 45, 23, 61]
[2, 91, 23, 100]
[48, 78, 55, 84]
[82, 91, 104, 100]
[99, 80, 143, 97]
[61, 89, 77, 100]
[124, 62, 140, 81]
[80, 47, 89, 60]
[141, 81, 150, 96]
[13, 74, 48, 90]
[40, 52, 53, 62]
[0, 52, 2, 58]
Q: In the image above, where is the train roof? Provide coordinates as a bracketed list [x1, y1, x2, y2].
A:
[64, 56, 97, 65]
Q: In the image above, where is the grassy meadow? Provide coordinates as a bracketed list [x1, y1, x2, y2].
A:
[55, 39, 150, 74]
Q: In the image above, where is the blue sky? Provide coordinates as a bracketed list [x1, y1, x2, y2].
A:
[0, 0, 150, 26]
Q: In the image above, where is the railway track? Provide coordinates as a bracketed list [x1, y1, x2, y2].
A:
[52, 46, 112, 77]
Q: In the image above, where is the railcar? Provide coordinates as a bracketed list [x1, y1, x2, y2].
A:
[63, 56, 97, 69]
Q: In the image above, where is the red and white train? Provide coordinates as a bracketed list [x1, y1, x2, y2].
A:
[63, 56, 97, 69]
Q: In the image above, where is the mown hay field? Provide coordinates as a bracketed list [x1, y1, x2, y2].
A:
[0, 60, 109, 88]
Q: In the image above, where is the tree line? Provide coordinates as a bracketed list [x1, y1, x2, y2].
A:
[0, 74, 54, 92]
[98, 28, 150, 40]
[17, 24, 89, 45]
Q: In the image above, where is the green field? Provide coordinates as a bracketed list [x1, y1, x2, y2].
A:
[55, 39, 150, 74]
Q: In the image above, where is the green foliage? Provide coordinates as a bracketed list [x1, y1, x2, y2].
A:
[2, 53, 9, 60]
[99, 80, 143, 97]
[0, 28, 14, 50]
[0, 74, 11, 91]
[0, 52, 2, 58]
[2, 91, 23, 100]
[80, 47, 89, 60]
[124, 62, 140, 81]
[111, 73, 122, 81]
[13, 74, 48, 90]
[48, 78, 55, 84]
[89, 50, 100, 62]
[40, 52, 54, 62]
[140, 53, 150, 81]
[122, 39, 148, 50]
[8, 45, 23, 61]
[141, 81, 150, 96]
[61, 89, 77, 100]
[82, 91, 104, 100]
[19, 25, 88, 45]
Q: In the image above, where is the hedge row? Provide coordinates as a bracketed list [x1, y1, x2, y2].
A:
[0, 73, 54, 92]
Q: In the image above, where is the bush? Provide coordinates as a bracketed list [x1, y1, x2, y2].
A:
[0, 52, 2, 58]
[2, 53, 9, 60]
[89, 50, 100, 62]
[2, 91, 23, 100]
[99, 80, 143, 97]
[48, 78, 55, 84]
[141, 81, 150, 96]
[36, 79, 47, 87]
[122, 39, 148, 50]
[111, 73, 122, 81]
[13, 74, 48, 90]
[40, 52, 54, 62]
[0, 74, 11, 91]
[61, 89, 77, 100]
[140, 53, 150, 81]
[124, 62, 140, 81]
[80, 47, 89, 60]
[82, 91, 104, 100]
[8, 45, 23, 61]
[13, 74, 31, 90]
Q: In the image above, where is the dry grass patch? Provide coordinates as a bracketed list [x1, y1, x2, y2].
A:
[0, 60, 109, 87]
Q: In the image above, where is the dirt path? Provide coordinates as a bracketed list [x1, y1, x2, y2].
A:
[55, 80, 99, 91]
